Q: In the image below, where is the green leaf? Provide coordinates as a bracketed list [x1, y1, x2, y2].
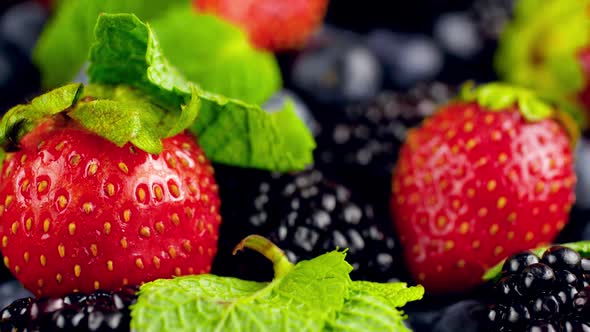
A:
[88, 13, 314, 171]
[33, 0, 187, 89]
[69, 84, 199, 154]
[131, 248, 422, 332]
[34, 1, 281, 105]
[150, 7, 281, 105]
[88, 13, 190, 110]
[0, 83, 83, 149]
[483, 241, 590, 281]
[460, 82, 554, 121]
[131, 251, 352, 332]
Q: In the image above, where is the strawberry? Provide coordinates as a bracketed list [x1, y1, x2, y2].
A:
[0, 113, 220, 297]
[390, 83, 577, 294]
[193, 0, 329, 51]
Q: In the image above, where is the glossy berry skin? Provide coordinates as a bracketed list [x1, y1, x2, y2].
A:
[0, 286, 137, 331]
[194, 0, 328, 51]
[391, 102, 575, 293]
[0, 123, 221, 297]
[486, 247, 590, 331]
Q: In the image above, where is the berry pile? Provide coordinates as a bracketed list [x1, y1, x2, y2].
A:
[0, 286, 138, 331]
[212, 166, 403, 282]
[487, 246, 590, 331]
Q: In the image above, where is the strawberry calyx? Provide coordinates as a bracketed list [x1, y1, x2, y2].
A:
[483, 241, 590, 282]
[233, 235, 294, 278]
[459, 82, 580, 144]
[0, 82, 199, 166]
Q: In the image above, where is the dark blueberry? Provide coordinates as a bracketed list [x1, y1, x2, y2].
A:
[0, 1, 47, 56]
[502, 251, 540, 275]
[519, 263, 556, 295]
[469, 0, 516, 40]
[433, 12, 483, 59]
[212, 166, 405, 282]
[430, 300, 487, 332]
[291, 27, 383, 105]
[494, 275, 523, 300]
[389, 35, 443, 89]
[530, 294, 560, 319]
[542, 246, 582, 272]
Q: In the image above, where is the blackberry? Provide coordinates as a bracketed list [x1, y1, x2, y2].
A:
[0, 286, 138, 331]
[486, 246, 590, 331]
[212, 165, 404, 282]
[314, 82, 456, 203]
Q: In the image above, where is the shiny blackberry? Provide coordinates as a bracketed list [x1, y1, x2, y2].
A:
[314, 82, 456, 202]
[486, 246, 590, 331]
[212, 166, 404, 282]
[0, 286, 138, 331]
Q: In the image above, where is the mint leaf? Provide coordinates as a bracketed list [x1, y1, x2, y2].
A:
[88, 13, 314, 171]
[150, 7, 281, 105]
[483, 241, 590, 281]
[34, 2, 281, 105]
[33, 0, 187, 89]
[131, 243, 422, 332]
[131, 251, 352, 332]
[326, 282, 424, 332]
[0, 83, 83, 149]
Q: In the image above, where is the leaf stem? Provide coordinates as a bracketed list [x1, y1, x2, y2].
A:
[233, 235, 294, 278]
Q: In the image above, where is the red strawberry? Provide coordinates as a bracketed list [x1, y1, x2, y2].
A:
[0, 118, 221, 297]
[193, 0, 329, 51]
[390, 84, 576, 294]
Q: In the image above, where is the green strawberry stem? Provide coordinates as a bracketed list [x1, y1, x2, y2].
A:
[459, 82, 581, 143]
[233, 235, 294, 278]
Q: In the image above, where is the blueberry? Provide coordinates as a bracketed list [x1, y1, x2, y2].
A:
[433, 12, 483, 59]
[388, 35, 443, 89]
[430, 300, 486, 332]
[0, 1, 47, 56]
[291, 27, 383, 105]
[0, 39, 41, 113]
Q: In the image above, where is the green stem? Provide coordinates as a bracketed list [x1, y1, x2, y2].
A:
[233, 235, 294, 278]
